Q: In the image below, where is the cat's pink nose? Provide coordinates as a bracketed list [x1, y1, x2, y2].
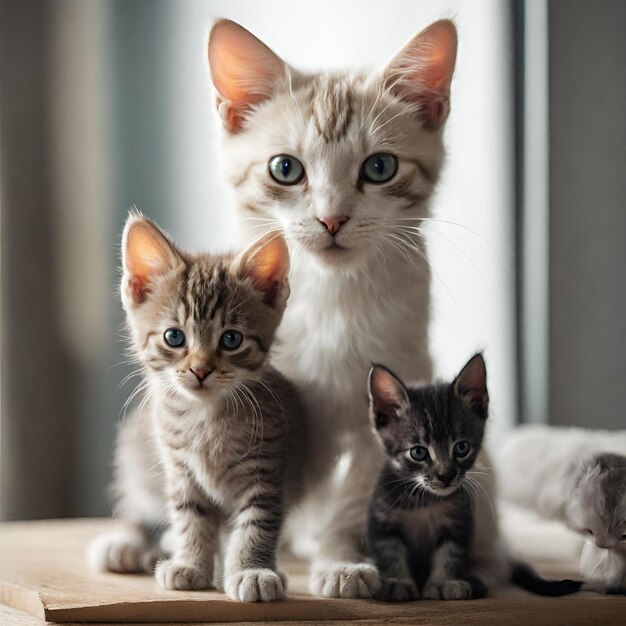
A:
[318, 215, 350, 236]
[190, 368, 211, 383]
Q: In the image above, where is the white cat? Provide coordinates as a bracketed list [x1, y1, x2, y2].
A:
[208, 18, 457, 597]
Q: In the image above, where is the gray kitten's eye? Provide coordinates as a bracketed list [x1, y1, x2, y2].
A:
[454, 441, 471, 458]
[269, 155, 304, 185]
[360, 153, 398, 184]
[410, 446, 429, 462]
[164, 328, 185, 348]
[220, 330, 243, 350]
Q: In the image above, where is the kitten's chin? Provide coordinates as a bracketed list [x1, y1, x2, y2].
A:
[298, 239, 368, 273]
[425, 484, 460, 498]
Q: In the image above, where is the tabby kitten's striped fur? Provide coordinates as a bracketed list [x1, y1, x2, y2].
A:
[90, 215, 306, 602]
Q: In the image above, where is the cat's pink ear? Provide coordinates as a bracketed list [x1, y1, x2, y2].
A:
[233, 232, 290, 306]
[368, 365, 409, 431]
[122, 214, 183, 305]
[208, 19, 287, 133]
[453, 353, 489, 419]
[384, 19, 457, 129]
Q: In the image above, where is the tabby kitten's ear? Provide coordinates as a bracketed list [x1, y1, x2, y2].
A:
[232, 232, 290, 307]
[384, 19, 458, 129]
[368, 365, 410, 432]
[121, 214, 184, 306]
[453, 353, 489, 420]
[208, 19, 288, 133]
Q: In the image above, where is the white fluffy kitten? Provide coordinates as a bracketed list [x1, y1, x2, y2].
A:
[497, 425, 626, 593]
[207, 19, 457, 597]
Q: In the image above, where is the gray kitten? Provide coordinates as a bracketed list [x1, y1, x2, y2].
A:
[567, 454, 626, 594]
[367, 354, 581, 601]
[497, 425, 626, 594]
[89, 214, 307, 602]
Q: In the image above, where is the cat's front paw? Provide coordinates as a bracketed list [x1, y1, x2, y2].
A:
[224, 568, 285, 602]
[424, 579, 473, 600]
[155, 559, 212, 590]
[378, 577, 420, 602]
[310, 562, 381, 598]
[88, 530, 158, 573]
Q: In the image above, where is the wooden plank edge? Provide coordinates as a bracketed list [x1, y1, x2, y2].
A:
[44, 596, 406, 624]
[0, 582, 46, 621]
[40, 594, 626, 625]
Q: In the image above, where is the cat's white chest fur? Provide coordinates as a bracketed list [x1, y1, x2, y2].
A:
[273, 251, 432, 441]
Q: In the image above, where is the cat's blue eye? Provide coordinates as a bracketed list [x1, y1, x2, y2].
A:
[410, 446, 429, 462]
[360, 153, 398, 184]
[269, 155, 305, 185]
[454, 441, 471, 458]
[164, 328, 185, 348]
[220, 330, 243, 350]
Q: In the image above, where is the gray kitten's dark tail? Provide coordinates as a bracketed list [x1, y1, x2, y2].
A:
[511, 561, 582, 596]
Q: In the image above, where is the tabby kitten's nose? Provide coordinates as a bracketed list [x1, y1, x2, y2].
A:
[190, 367, 211, 383]
[318, 215, 350, 236]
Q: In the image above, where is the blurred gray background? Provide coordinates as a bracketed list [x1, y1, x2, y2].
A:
[1, 0, 624, 520]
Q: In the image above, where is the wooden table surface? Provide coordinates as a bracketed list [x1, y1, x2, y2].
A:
[0, 514, 624, 625]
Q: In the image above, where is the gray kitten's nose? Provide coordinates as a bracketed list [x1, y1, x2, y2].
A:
[318, 215, 350, 236]
[436, 471, 456, 486]
[190, 367, 211, 383]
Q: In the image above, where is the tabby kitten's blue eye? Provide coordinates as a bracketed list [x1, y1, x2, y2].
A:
[269, 155, 305, 185]
[410, 446, 429, 462]
[164, 328, 185, 348]
[454, 441, 471, 458]
[360, 153, 398, 184]
[220, 330, 243, 350]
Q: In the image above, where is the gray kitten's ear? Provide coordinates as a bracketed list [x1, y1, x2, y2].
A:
[577, 458, 603, 483]
[368, 364, 409, 431]
[384, 19, 457, 129]
[453, 353, 489, 419]
[232, 232, 290, 307]
[121, 213, 184, 305]
[208, 19, 288, 133]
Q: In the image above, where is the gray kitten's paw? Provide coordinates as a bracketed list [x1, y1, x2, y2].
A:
[422, 584, 442, 600]
[425, 579, 473, 600]
[310, 562, 381, 598]
[378, 577, 420, 602]
[224, 568, 285, 602]
[155, 559, 212, 590]
[88, 530, 155, 573]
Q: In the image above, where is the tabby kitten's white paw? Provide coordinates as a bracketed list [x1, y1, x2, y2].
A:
[88, 530, 157, 573]
[155, 559, 213, 590]
[224, 568, 285, 602]
[379, 577, 420, 602]
[310, 562, 381, 598]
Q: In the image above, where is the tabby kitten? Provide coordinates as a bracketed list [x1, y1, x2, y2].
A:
[207, 18, 457, 598]
[367, 354, 581, 601]
[89, 214, 306, 602]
